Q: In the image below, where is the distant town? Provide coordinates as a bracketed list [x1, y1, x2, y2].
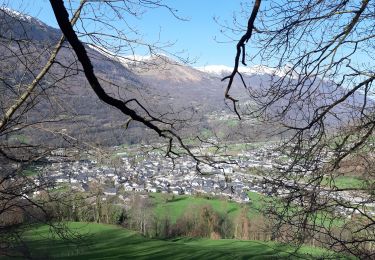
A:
[31, 143, 374, 218]
[32, 144, 283, 203]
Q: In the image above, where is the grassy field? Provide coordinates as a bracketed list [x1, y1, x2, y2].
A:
[150, 191, 264, 223]
[14, 222, 346, 260]
[146, 191, 347, 235]
[322, 175, 373, 189]
[150, 191, 345, 227]
[152, 193, 241, 222]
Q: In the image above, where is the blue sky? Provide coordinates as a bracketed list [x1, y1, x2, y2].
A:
[5, 0, 245, 66]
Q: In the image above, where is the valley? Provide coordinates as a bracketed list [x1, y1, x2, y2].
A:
[1, 4, 374, 259]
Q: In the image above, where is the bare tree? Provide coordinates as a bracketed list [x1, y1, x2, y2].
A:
[0, 2, 89, 255]
[0, 0, 204, 256]
[225, 0, 375, 258]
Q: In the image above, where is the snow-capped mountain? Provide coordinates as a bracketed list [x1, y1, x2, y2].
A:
[88, 44, 156, 65]
[88, 44, 212, 83]
[0, 7, 43, 26]
[196, 65, 299, 79]
[0, 6, 60, 42]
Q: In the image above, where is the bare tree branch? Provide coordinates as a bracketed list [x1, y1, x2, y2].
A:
[222, 0, 261, 119]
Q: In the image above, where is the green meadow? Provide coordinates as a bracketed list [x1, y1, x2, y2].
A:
[13, 222, 346, 260]
[149, 191, 266, 222]
[149, 191, 345, 227]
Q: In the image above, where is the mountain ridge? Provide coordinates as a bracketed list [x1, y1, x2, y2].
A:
[0, 8, 370, 147]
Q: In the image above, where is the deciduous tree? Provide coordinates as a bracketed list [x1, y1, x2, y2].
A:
[226, 0, 375, 258]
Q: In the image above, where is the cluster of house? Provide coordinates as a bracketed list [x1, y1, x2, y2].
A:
[32, 144, 374, 218]
[36, 145, 286, 204]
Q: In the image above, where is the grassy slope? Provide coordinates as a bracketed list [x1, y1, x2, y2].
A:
[151, 191, 284, 221]
[18, 222, 342, 260]
[151, 193, 244, 222]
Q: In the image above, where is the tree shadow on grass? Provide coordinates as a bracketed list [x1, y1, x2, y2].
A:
[167, 196, 187, 203]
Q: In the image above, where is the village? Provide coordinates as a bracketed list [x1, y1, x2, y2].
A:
[33, 145, 284, 204]
[28, 143, 374, 219]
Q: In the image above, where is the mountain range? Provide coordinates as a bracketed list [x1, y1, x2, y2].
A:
[0, 7, 368, 147]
